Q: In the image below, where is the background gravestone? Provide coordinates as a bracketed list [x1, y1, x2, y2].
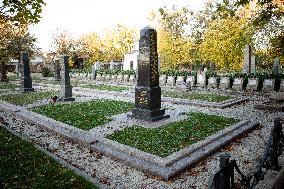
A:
[21, 52, 34, 92]
[272, 58, 281, 75]
[243, 45, 256, 73]
[59, 55, 75, 101]
[130, 26, 169, 122]
[0, 60, 8, 82]
[54, 59, 61, 81]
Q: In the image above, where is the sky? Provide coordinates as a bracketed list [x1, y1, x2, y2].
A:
[29, 0, 207, 52]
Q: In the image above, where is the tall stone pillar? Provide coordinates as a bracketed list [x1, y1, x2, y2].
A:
[21, 52, 34, 92]
[59, 55, 75, 101]
[130, 26, 169, 122]
[243, 45, 251, 73]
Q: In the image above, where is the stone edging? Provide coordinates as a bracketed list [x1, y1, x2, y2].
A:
[90, 119, 259, 180]
[0, 100, 259, 180]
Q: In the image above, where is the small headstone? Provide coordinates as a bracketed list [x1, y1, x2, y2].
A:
[209, 62, 215, 71]
[270, 92, 284, 102]
[21, 52, 34, 92]
[186, 76, 196, 88]
[105, 74, 111, 81]
[91, 64, 96, 80]
[96, 73, 102, 81]
[197, 71, 206, 87]
[123, 74, 129, 83]
[117, 74, 123, 83]
[129, 75, 136, 83]
[219, 77, 230, 90]
[159, 75, 167, 86]
[262, 79, 275, 92]
[272, 58, 281, 75]
[130, 26, 169, 122]
[111, 74, 117, 82]
[246, 78, 259, 92]
[59, 55, 75, 101]
[166, 76, 175, 86]
[109, 61, 115, 70]
[232, 78, 244, 91]
[207, 77, 218, 89]
[176, 76, 184, 86]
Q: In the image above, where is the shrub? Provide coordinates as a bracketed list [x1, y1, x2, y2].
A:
[42, 67, 52, 77]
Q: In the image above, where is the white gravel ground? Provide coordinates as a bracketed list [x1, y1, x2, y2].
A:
[0, 85, 283, 189]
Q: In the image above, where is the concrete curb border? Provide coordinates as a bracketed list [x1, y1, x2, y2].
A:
[0, 101, 258, 180]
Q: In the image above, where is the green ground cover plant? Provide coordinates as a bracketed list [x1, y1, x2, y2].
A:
[162, 91, 233, 102]
[31, 99, 133, 130]
[107, 112, 238, 157]
[0, 83, 19, 90]
[81, 84, 129, 92]
[0, 126, 97, 189]
[0, 91, 57, 106]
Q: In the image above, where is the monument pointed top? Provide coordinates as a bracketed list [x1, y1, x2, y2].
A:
[140, 26, 156, 38]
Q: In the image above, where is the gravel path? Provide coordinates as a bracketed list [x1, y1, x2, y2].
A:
[0, 87, 283, 188]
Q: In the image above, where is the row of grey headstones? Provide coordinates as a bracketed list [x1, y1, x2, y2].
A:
[159, 75, 284, 92]
[20, 52, 74, 101]
[95, 74, 136, 83]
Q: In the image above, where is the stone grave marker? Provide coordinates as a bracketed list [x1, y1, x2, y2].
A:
[232, 78, 244, 91]
[262, 79, 275, 92]
[123, 74, 129, 83]
[111, 74, 117, 82]
[272, 58, 281, 75]
[207, 77, 218, 89]
[159, 75, 167, 86]
[117, 74, 123, 83]
[54, 59, 61, 81]
[129, 75, 136, 84]
[166, 76, 175, 86]
[105, 74, 111, 81]
[247, 78, 259, 92]
[197, 71, 206, 87]
[130, 26, 169, 122]
[176, 76, 185, 86]
[243, 44, 251, 73]
[21, 52, 34, 92]
[219, 77, 230, 90]
[59, 55, 75, 101]
[186, 76, 196, 88]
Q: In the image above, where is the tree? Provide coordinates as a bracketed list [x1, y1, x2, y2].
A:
[199, 17, 252, 72]
[149, 6, 193, 70]
[236, 0, 284, 26]
[0, 0, 46, 24]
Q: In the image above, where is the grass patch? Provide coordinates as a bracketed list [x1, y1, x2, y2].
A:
[81, 84, 129, 92]
[0, 83, 19, 90]
[0, 126, 98, 189]
[107, 112, 238, 157]
[0, 91, 57, 106]
[162, 91, 233, 102]
[31, 99, 133, 130]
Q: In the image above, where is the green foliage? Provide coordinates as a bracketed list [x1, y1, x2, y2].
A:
[107, 112, 238, 157]
[0, 126, 97, 188]
[0, 91, 57, 106]
[0, 0, 46, 24]
[162, 91, 233, 102]
[42, 66, 52, 77]
[31, 100, 133, 130]
[81, 84, 129, 92]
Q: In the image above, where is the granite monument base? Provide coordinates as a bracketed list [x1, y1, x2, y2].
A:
[59, 85, 75, 102]
[129, 108, 170, 122]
